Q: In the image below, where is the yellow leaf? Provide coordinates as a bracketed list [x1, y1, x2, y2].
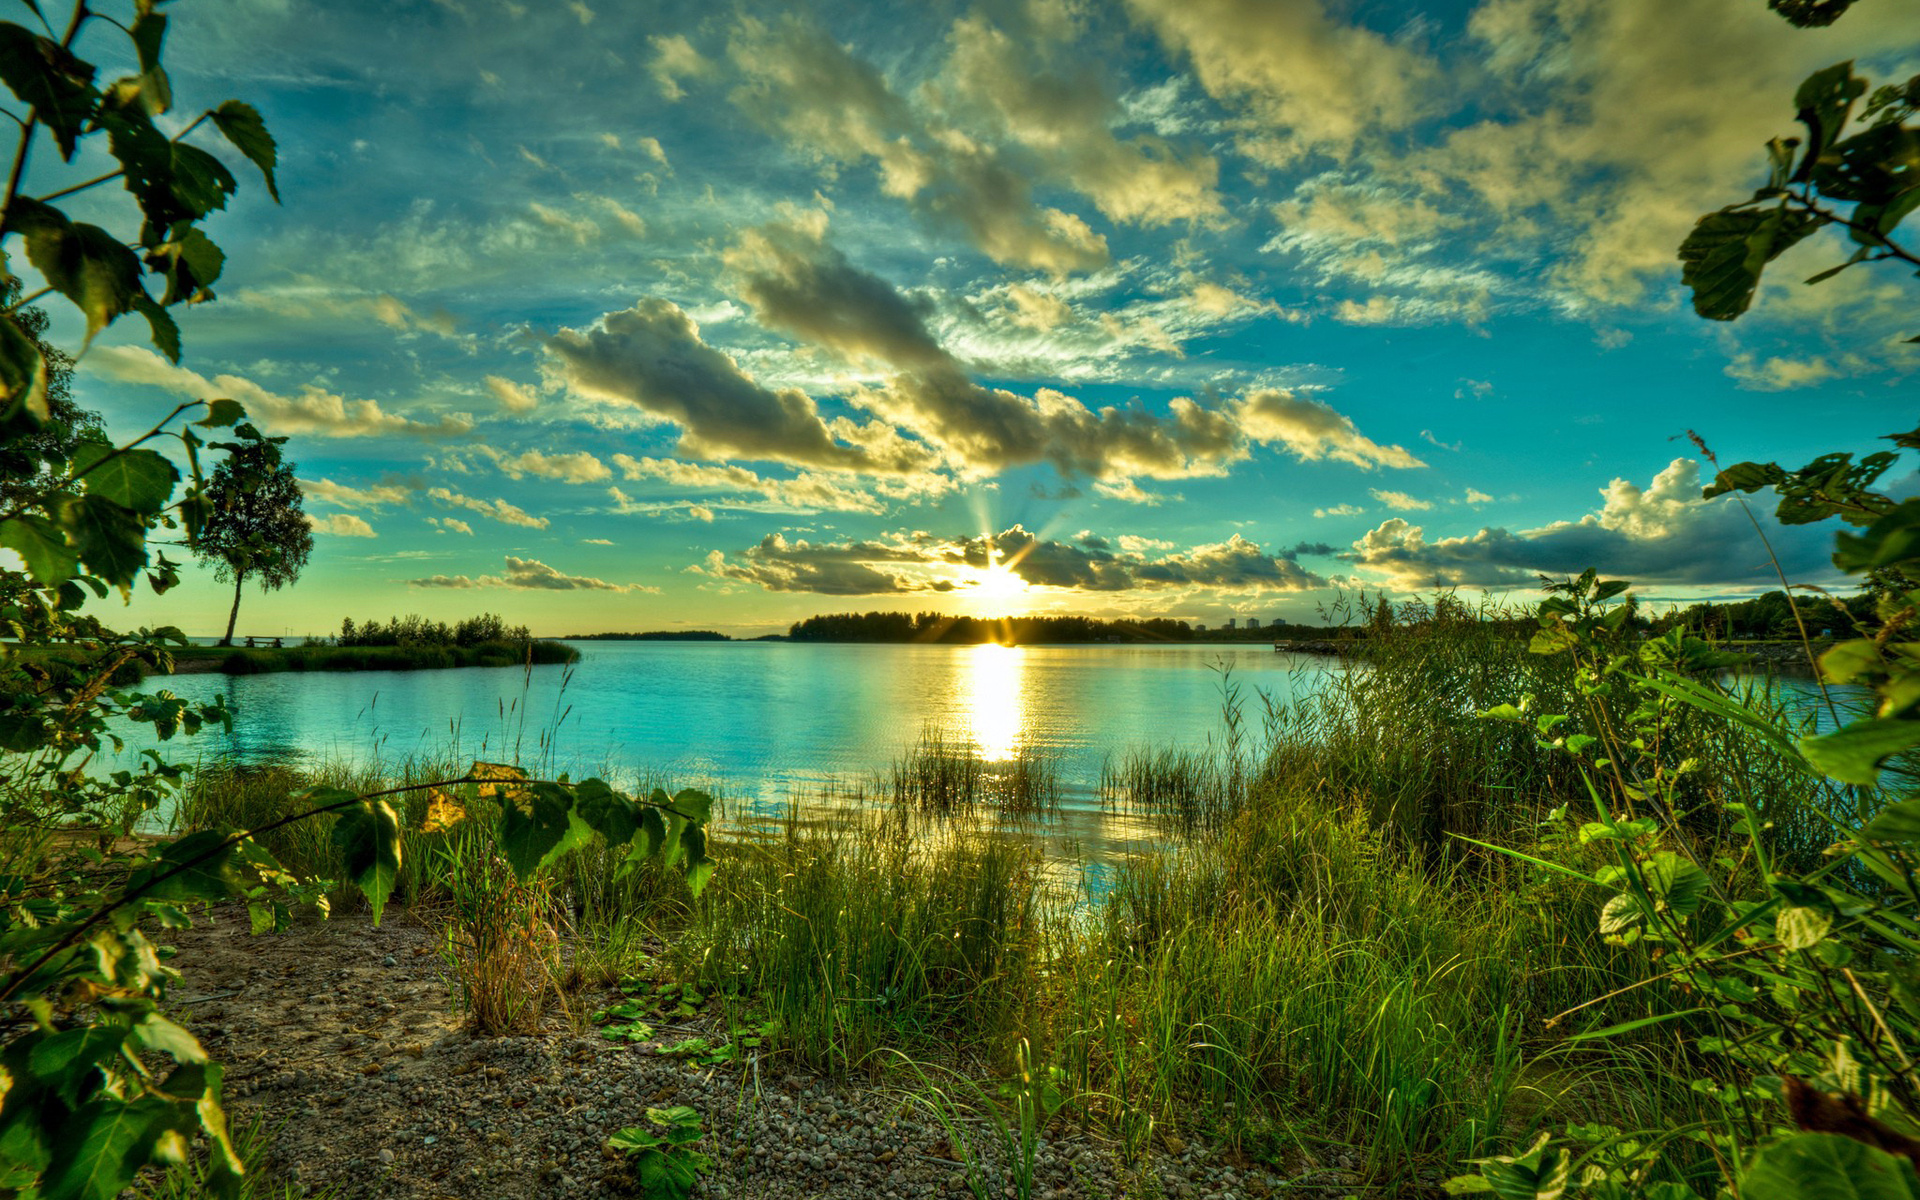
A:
[421, 790, 466, 834]
[468, 761, 529, 798]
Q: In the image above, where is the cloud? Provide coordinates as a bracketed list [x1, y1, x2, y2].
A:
[696, 524, 1326, 596]
[937, 13, 1224, 228]
[1463, 487, 1493, 505]
[427, 517, 474, 535]
[610, 453, 900, 514]
[727, 217, 1414, 483]
[725, 13, 1110, 273]
[529, 201, 600, 245]
[427, 486, 550, 530]
[545, 298, 934, 472]
[1005, 285, 1076, 332]
[409, 555, 650, 593]
[485, 375, 541, 413]
[1314, 503, 1365, 518]
[309, 513, 376, 537]
[1369, 488, 1433, 511]
[479, 447, 613, 484]
[1235, 390, 1423, 470]
[1125, 0, 1438, 166]
[89, 347, 473, 439]
[1724, 352, 1847, 391]
[649, 33, 713, 101]
[693, 533, 949, 595]
[300, 478, 415, 509]
[1344, 458, 1836, 589]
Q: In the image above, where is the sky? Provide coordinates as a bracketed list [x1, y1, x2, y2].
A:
[23, 0, 1920, 636]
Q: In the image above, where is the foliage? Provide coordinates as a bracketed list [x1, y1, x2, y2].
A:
[338, 612, 533, 649]
[194, 426, 312, 645]
[0, 279, 93, 513]
[606, 1106, 713, 1200]
[1449, 493, 1920, 1196]
[1678, 58, 1920, 326]
[0, 764, 713, 1199]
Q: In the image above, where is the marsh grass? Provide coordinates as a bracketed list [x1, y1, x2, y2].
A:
[891, 726, 1063, 822]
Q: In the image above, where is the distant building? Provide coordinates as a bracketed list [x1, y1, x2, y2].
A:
[1244, 617, 1260, 630]
[1225, 618, 1238, 629]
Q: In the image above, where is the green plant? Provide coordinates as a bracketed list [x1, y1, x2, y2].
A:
[607, 1106, 714, 1200]
[1450, 545, 1920, 1196]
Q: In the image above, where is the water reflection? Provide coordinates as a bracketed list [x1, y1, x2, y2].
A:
[961, 642, 1025, 760]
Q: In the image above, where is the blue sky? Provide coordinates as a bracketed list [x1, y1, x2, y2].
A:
[32, 0, 1920, 636]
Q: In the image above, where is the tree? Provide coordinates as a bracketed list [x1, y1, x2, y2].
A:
[195, 426, 313, 645]
[0, 283, 98, 513]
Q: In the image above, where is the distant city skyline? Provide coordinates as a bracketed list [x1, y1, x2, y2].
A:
[26, 0, 1916, 636]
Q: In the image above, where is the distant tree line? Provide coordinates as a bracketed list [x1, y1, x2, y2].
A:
[1644, 589, 1875, 641]
[788, 611, 1202, 643]
[337, 613, 532, 648]
[568, 630, 732, 641]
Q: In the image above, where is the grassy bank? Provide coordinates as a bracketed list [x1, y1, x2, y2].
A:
[161, 638, 578, 677]
[163, 599, 1840, 1194]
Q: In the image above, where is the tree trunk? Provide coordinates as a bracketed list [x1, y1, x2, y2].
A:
[220, 573, 245, 646]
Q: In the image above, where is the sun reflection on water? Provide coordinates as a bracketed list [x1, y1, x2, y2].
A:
[961, 642, 1025, 761]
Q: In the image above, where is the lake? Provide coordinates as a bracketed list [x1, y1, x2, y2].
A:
[113, 641, 1337, 858]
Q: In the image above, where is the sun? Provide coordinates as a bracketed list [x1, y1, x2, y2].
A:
[966, 563, 1030, 608]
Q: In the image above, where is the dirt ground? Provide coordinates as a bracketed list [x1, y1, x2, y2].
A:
[164, 905, 1397, 1199]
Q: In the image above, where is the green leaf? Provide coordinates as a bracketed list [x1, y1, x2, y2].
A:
[59, 492, 148, 589]
[4, 200, 146, 344]
[1644, 852, 1712, 917]
[1776, 906, 1833, 951]
[1741, 1132, 1920, 1199]
[331, 799, 402, 924]
[1678, 205, 1826, 321]
[1794, 61, 1867, 171]
[210, 100, 278, 202]
[496, 782, 573, 879]
[635, 803, 667, 861]
[1861, 797, 1920, 845]
[25, 1027, 127, 1107]
[1820, 639, 1882, 685]
[1801, 717, 1920, 787]
[131, 294, 180, 362]
[1567, 1007, 1710, 1043]
[1703, 460, 1787, 499]
[1529, 626, 1577, 656]
[128, 11, 165, 75]
[668, 788, 713, 825]
[133, 829, 243, 904]
[42, 1096, 192, 1200]
[73, 445, 177, 515]
[574, 778, 638, 846]
[1814, 125, 1920, 205]
[0, 309, 48, 427]
[195, 398, 244, 428]
[0, 513, 77, 584]
[1835, 502, 1920, 575]
[0, 21, 96, 159]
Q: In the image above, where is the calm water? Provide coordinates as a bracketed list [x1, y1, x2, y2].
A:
[110, 642, 1337, 857]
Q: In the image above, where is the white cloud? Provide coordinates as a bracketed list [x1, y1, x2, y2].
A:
[309, 513, 376, 537]
[428, 486, 550, 530]
[1370, 489, 1433, 512]
[89, 347, 473, 440]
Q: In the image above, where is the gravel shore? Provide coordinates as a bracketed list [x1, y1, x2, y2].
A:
[166, 907, 1422, 1199]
